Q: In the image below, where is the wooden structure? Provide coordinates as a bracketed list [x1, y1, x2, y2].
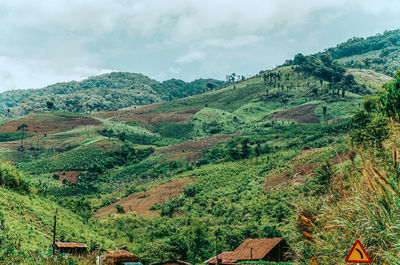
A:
[204, 251, 235, 264]
[228, 238, 288, 262]
[54, 242, 88, 256]
[101, 249, 140, 265]
[204, 238, 289, 264]
[151, 260, 192, 265]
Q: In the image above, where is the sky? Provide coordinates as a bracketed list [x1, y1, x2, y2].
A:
[1, 0, 400, 92]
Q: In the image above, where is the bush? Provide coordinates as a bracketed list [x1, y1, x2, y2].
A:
[0, 163, 31, 194]
[115, 204, 125, 214]
[155, 123, 194, 139]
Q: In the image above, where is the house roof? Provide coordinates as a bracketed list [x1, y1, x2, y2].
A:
[227, 238, 283, 261]
[204, 251, 235, 264]
[151, 260, 193, 265]
[55, 242, 88, 248]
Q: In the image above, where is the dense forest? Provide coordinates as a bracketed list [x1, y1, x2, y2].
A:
[322, 29, 400, 76]
[0, 73, 223, 117]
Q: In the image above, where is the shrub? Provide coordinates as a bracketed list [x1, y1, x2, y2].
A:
[115, 204, 125, 214]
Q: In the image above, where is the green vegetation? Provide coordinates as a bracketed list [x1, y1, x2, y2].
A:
[0, 131, 33, 142]
[0, 29, 400, 265]
[0, 72, 223, 117]
[323, 29, 400, 76]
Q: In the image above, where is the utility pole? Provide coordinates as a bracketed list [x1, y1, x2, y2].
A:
[215, 229, 219, 265]
[53, 208, 58, 256]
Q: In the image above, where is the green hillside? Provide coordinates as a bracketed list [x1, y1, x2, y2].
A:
[322, 29, 400, 76]
[0, 163, 113, 253]
[0, 29, 399, 264]
[0, 62, 385, 263]
[0, 72, 223, 117]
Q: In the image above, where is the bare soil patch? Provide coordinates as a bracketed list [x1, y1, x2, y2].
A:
[273, 104, 320, 123]
[51, 171, 82, 183]
[113, 108, 201, 127]
[161, 152, 204, 163]
[93, 104, 159, 119]
[95, 177, 194, 217]
[264, 150, 351, 190]
[155, 134, 236, 154]
[1, 114, 101, 136]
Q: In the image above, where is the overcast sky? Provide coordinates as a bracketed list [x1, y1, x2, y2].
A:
[1, 0, 400, 92]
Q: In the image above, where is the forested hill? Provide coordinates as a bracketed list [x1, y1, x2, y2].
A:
[0, 72, 223, 117]
[321, 29, 400, 76]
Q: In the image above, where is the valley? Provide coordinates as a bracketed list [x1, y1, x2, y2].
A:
[0, 29, 400, 265]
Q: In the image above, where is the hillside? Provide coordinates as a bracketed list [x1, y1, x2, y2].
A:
[0, 29, 398, 265]
[0, 55, 391, 263]
[322, 29, 400, 76]
[0, 163, 113, 253]
[0, 72, 223, 117]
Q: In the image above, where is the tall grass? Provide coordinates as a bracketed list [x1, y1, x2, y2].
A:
[287, 123, 400, 264]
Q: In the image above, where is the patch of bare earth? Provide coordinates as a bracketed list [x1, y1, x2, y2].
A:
[1, 116, 101, 136]
[155, 134, 237, 154]
[93, 104, 159, 119]
[51, 171, 82, 183]
[264, 150, 351, 191]
[113, 108, 201, 127]
[0, 115, 101, 150]
[273, 104, 320, 123]
[95, 178, 194, 217]
[161, 152, 204, 163]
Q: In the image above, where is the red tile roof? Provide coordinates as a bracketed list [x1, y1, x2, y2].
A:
[204, 251, 235, 264]
[227, 238, 283, 261]
[55, 242, 88, 248]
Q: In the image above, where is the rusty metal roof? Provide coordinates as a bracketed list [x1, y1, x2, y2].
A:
[104, 249, 140, 260]
[227, 238, 283, 261]
[204, 251, 235, 264]
[55, 242, 88, 248]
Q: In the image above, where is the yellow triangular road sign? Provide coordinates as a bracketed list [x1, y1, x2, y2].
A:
[345, 240, 371, 263]
[309, 255, 319, 265]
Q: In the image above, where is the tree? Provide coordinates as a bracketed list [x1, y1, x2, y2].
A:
[115, 204, 125, 214]
[186, 222, 209, 264]
[342, 74, 356, 98]
[17, 123, 28, 150]
[279, 96, 289, 109]
[206, 83, 214, 91]
[263, 74, 267, 85]
[379, 71, 400, 121]
[349, 110, 390, 148]
[118, 132, 126, 142]
[255, 143, 262, 156]
[310, 86, 319, 99]
[104, 129, 113, 140]
[293, 53, 307, 65]
[46, 101, 54, 111]
[241, 138, 251, 159]
[322, 106, 327, 122]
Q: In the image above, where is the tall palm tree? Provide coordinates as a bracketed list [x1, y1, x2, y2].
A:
[17, 123, 28, 150]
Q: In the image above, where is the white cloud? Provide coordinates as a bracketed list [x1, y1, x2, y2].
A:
[0, 56, 114, 92]
[0, 0, 399, 90]
[176, 51, 205, 63]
